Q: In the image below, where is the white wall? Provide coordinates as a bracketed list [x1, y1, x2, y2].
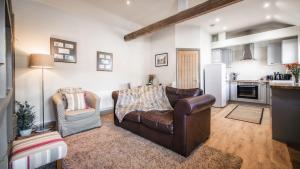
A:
[199, 29, 212, 88]
[149, 24, 211, 89]
[14, 0, 152, 124]
[150, 27, 176, 85]
[228, 44, 286, 80]
[175, 24, 201, 49]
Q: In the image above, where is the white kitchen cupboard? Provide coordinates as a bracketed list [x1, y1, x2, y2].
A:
[212, 49, 222, 63]
[226, 81, 230, 102]
[258, 83, 267, 104]
[282, 38, 298, 64]
[267, 42, 281, 65]
[222, 49, 233, 68]
[230, 81, 237, 101]
[266, 84, 272, 105]
[0, 0, 4, 64]
[212, 49, 232, 68]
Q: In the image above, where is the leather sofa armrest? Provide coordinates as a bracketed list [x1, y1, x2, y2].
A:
[112, 91, 119, 102]
[174, 94, 215, 116]
[173, 94, 215, 156]
[112, 91, 120, 126]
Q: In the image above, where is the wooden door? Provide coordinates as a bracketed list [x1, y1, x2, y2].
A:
[177, 49, 200, 89]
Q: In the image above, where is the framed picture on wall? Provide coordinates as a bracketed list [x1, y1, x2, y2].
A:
[50, 37, 77, 63]
[97, 51, 113, 72]
[155, 53, 168, 67]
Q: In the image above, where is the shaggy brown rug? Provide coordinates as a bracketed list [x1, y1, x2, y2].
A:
[59, 115, 242, 169]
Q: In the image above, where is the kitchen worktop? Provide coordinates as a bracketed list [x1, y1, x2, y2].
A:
[229, 80, 269, 83]
[270, 83, 300, 90]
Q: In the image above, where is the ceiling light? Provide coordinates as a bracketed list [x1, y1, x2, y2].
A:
[126, 0, 131, 5]
[215, 18, 220, 23]
[223, 26, 227, 31]
[263, 2, 270, 8]
[265, 15, 272, 20]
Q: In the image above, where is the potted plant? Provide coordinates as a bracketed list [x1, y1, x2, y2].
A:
[16, 101, 35, 136]
[285, 63, 300, 83]
[147, 74, 156, 85]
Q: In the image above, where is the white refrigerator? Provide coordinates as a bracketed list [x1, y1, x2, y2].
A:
[204, 63, 227, 107]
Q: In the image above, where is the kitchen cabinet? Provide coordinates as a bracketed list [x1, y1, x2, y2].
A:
[267, 42, 281, 65]
[266, 84, 272, 105]
[212, 49, 232, 68]
[0, 0, 5, 64]
[226, 81, 230, 102]
[282, 38, 298, 64]
[222, 49, 233, 68]
[258, 83, 267, 104]
[271, 86, 300, 146]
[230, 81, 237, 101]
[212, 49, 222, 63]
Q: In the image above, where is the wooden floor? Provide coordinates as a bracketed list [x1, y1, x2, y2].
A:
[206, 104, 293, 169]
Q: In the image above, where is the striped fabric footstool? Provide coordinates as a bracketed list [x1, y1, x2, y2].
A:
[10, 131, 67, 169]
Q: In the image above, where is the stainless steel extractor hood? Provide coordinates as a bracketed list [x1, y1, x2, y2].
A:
[242, 43, 254, 60]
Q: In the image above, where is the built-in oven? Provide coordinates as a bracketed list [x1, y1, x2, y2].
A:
[237, 83, 258, 99]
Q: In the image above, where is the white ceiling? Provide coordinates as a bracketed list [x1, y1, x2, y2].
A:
[84, 0, 206, 26]
[31, 0, 300, 34]
[183, 0, 300, 33]
[84, 0, 300, 34]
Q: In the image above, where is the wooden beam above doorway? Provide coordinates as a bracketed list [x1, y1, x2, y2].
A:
[124, 0, 243, 41]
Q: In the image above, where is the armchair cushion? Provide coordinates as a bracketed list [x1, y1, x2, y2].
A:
[64, 92, 87, 111]
[141, 110, 174, 134]
[65, 108, 96, 121]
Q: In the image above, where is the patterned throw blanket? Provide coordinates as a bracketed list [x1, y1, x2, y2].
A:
[115, 85, 173, 122]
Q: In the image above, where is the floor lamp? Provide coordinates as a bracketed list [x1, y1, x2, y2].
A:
[29, 54, 54, 132]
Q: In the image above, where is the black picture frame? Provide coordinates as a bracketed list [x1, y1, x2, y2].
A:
[155, 53, 168, 67]
[97, 51, 113, 72]
[50, 37, 77, 63]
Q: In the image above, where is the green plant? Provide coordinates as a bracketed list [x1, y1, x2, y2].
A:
[16, 101, 35, 130]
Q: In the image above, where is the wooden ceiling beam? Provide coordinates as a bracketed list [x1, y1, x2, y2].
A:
[124, 0, 243, 41]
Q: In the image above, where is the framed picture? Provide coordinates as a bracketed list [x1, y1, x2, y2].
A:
[97, 51, 113, 72]
[50, 37, 77, 63]
[155, 53, 168, 67]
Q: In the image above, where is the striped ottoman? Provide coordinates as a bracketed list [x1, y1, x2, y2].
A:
[10, 132, 67, 169]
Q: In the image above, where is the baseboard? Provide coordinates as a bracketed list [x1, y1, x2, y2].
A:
[35, 121, 56, 131]
[100, 108, 113, 115]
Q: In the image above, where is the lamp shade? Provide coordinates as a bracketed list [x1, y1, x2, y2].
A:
[29, 54, 54, 69]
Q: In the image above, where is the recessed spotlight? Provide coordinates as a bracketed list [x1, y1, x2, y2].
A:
[126, 0, 131, 5]
[265, 15, 272, 20]
[215, 18, 220, 22]
[263, 2, 270, 8]
[223, 26, 227, 31]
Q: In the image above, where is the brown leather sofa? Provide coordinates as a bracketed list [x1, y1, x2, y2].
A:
[112, 86, 215, 157]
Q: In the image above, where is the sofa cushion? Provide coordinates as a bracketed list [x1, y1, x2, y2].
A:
[124, 111, 142, 123]
[141, 110, 174, 134]
[166, 86, 202, 107]
[65, 108, 96, 121]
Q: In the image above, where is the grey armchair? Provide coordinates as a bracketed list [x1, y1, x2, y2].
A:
[52, 91, 101, 137]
